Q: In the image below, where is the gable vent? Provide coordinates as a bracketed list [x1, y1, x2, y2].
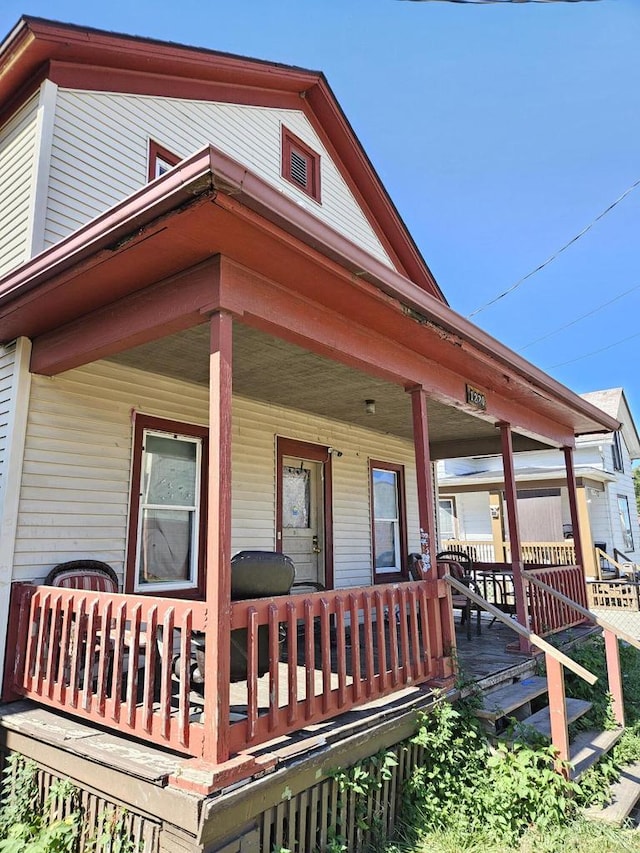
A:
[290, 150, 308, 188]
[282, 126, 321, 203]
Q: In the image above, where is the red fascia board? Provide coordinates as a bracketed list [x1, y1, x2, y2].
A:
[0, 144, 618, 437]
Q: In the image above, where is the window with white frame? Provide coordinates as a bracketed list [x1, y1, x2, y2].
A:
[617, 494, 634, 552]
[370, 461, 407, 581]
[127, 415, 207, 595]
[438, 497, 457, 541]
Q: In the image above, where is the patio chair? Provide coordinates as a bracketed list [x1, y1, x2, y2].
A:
[435, 550, 482, 640]
[45, 560, 119, 592]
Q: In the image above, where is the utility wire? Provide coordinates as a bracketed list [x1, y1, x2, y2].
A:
[547, 330, 640, 369]
[467, 178, 640, 319]
[519, 283, 640, 351]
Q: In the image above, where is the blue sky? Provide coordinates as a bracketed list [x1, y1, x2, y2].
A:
[1, 1, 639, 418]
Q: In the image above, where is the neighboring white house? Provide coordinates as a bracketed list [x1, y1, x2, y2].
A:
[438, 388, 640, 576]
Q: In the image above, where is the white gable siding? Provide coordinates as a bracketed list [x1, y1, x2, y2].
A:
[0, 95, 39, 277]
[14, 360, 419, 587]
[44, 89, 394, 267]
[448, 491, 491, 542]
[0, 344, 17, 514]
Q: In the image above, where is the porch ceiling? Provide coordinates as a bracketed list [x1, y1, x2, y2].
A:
[107, 323, 551, 457]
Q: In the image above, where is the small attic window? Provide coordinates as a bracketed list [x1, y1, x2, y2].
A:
[148, 140, 181, 181]
[281, 127, 321, 202]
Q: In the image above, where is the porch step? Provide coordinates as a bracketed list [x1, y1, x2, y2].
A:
[521, 698, 592, 739]
[571, 727, 624, 779]
[584, 760, 640, 825]
[475, 676, 548, 722]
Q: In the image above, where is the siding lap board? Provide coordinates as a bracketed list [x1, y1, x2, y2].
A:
[45, 90, 394, 267]
[0, 95, 39, 277]
[16, 361, 418, 589]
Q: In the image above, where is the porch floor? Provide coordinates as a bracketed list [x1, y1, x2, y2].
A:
[0, 613, 598, 793]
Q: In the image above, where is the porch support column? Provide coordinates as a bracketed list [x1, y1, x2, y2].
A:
[575, 484, 597, 578]
[203, 311, 233, 765]
[489, 491, 505, 563]
[563, 446, 585, 573]
[409, 386, 455, 681]
[499, 422, 530, 653]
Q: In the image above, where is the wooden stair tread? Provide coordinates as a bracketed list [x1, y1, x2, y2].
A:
[584, 760, 640, 824]
[521, 698, 592, 738]
[475, 676, 548, 721]
[571, 727, 624, 779]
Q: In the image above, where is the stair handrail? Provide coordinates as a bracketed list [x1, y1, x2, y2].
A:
[613, 547, 636, 566]
[523, 570, 640, 651]
[594, 547, 627, 579]
[445, 573, 601, 776]
[445, 574, 596, 684]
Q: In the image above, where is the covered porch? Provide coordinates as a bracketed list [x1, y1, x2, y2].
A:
[0, 147, 618, 790]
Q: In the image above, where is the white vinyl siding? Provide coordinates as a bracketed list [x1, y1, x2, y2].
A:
[15, 361, 419, 588]
[44, 89, 394, 267]
[0, 344, 17, 514]
[0, 95, 39, 277]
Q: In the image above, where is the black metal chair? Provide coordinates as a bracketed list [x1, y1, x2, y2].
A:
[436, 549, 482, 640]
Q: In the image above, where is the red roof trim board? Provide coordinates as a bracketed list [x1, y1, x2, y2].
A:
[0, 16, 445, 303]
[0, 144, 618, 439]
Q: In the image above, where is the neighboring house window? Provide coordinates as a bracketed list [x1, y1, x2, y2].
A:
[148, 140, 181, 181]
[612, 430, 624, 473]
[370, 461, 407, 582]
[127, 414, 208, 596]
[439, 497, 457, 541]
[281, 126, 321, 202]
[617, 494, 634, 552]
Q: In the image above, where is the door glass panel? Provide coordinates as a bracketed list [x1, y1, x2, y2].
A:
[283, 465, 311, 529]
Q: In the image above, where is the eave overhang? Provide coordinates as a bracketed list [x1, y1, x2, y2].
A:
[0, 15, 445, 303]
[0, 145, 619, 441]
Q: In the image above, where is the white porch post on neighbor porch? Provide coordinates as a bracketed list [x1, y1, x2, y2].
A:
[499, 422, 530, 653]
[563, 446, 587, 575]
[203, 311, 233, 764]
[409, 387, 455, 677]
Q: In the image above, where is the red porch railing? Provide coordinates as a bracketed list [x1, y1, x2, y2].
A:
[4, 583, 207, 757]
[227, 579, 450, 753]
[525, 565, 588, 636]
[4, 579, 450, 760]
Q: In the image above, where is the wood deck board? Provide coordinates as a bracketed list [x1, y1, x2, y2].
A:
[476, 676, 548, 721]
[584, 760, 640, 824]
[0, 701, 184, 783]
[523, 698, 592, 738]
[571, 727, 624, 779]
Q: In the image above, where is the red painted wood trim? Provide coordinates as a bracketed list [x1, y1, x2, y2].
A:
[148, 139, 181, 182]
[409, 387, 437, 575]
[48, 61, 304, 111]
[604, 629, 625, 728]
[281, 126, 321, 203]
[204, 311, 233, 764]
[500, 423, 530, 651]
[563, 446, 585, 574]
[369, 459, 408, 584]
[125, 413, 209, 598]
[546, 654, 570, 771]
[276, 437, 334, 590]
[31, 257, 222, 376]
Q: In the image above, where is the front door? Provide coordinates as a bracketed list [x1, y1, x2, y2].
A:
[277, 438, 333, 589]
